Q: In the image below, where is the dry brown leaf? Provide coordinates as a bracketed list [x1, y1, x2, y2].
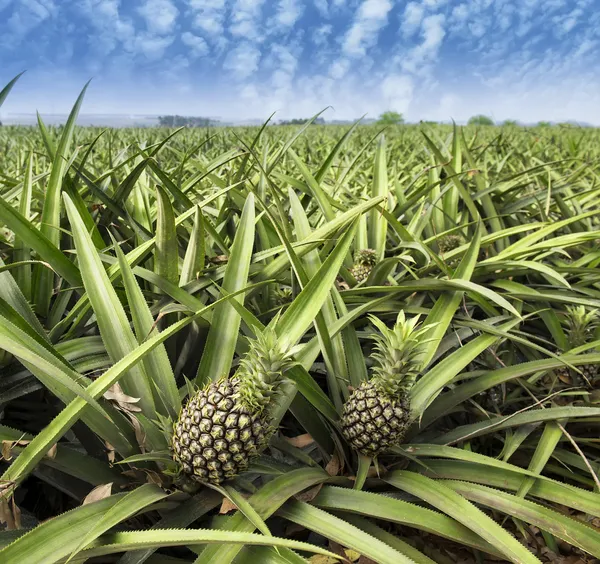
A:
[285, 433, 314, 448]
[325, 453, 341, 476]
[104, 383, 142, 412]
[46, 444, 57, 459]
[219, 497, 238, 514]
[294, 483, 323, 503]
[0, 499, 16, 530]
[1, 440, 30, 462]
[11, 497, 20, 529]
[83, 482, 113, 505]
[128, 413, 147, 453]
[145, 470, 164, 486]
[0, 497, 21, 530]
[105, 441, 115, 464]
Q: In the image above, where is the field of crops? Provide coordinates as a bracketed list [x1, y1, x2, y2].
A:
[0, 77, 600, 563]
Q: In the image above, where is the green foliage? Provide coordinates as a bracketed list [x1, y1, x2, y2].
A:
[0, 74, 599, 563]
[376, 111, 404, 125]
[468, 114, 495, 126]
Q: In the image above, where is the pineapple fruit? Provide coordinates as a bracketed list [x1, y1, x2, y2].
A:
[349, 248, 378, 283]
[341, 312, 431, 457]
[172, 329, 293, 484]
[556, 306, 599, 387]
[437, 234, 465, 254]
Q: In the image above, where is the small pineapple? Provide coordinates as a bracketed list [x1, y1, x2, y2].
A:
[172, 329, 294, 484]
[341, 312, 432, 457]
[556, 306, 599, 387]
[350, 249, 378, 283]
[437, 234, 465, 254]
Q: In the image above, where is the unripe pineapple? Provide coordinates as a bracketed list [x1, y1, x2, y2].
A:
[350, 249, 378, 283]
[437, 234, 465, 254]
[341, 312, 432, 457]
[556, 306, 599, 388]
[172, 329, 294, 484]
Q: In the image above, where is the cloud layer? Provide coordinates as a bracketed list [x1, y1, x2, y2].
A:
[1, 0, 600, 123]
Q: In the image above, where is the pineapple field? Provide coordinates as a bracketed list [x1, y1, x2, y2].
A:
[1, 76, 600, 563]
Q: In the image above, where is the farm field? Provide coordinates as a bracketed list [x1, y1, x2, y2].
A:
[0, 79, 600, 563]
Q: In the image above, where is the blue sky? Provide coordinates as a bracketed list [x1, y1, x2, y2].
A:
[1, 0, 599, 123]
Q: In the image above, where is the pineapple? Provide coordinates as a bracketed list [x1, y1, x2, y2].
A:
[556, 306, 599, 387]
[350, 249, 378, 283]
[341, 312, 432, 457]
[437, 234, 465, 254]
[172, 329, 294, 484]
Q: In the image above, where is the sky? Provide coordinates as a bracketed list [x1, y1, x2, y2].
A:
[1, 0, 600, 124]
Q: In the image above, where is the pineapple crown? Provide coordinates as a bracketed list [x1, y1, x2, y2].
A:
[368, 311, 433, 397]
[354, 248, 378, 266]
[565, 305, 599, 349]
[236, 327, 296, 414]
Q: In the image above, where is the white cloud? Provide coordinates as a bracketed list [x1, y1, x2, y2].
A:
[129, 33, 175, 60]
[186, 0, 227, 36]
[343, 0, 392, 56]
[6, 0, 56, 38]
[223, 42, 261, 78]
[314, 0, 328, 18]
[312, 24, 332, 46]
[181, 31, 209, 57]
[138, 0, 179, 35]
[401, 2, 424, 38]
[381, 74, 414, 113]
[451, 3, 469, 23]
[230, 0, 266, 40]
[401, 13, 446, 74]
[329, 58, 350, 79]
[269, 0, 303, 31]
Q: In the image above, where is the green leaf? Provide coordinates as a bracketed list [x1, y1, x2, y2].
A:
[312, 486, 500, 556]
[154, 186, 179, 286]
[445, 481, 600, 558]
[279, 499, 414, 564]
[67, 485, 168, 561]
[385, 471, 541, 564]
[275, 218, 358, 350]
[63, 193, 156, 416]
[35, 81, 89, 315]
[196, 193, 255, 385]
[0, 72, 24, 108]
[368, 134, 388, 259]
[180, 205, 205, 286]
[114, 238, 180, 418]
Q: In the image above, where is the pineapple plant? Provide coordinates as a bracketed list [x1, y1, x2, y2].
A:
[341, 312, 432, 457]
[349, 248, 378, 283]
[172, 328, 294, 484]
[556, 306, 600, 388]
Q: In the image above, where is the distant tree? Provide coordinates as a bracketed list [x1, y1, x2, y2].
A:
[376, 111, 404, 126]
[537, 121, 552, 127]
[278, 117, 325, 125]
[468, 115, 494, 126]
[158, 115, 219, 127]
[502, 119, 518, 127]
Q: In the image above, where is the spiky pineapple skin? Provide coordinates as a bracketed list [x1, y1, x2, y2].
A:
[556, 364, 599, 387]
[172, 378, 270, 485]
[437, 234, 465, 254]
[349, 263, 372, 283]
[341, 381, 411, 457]
[350, 249, 378, 283]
